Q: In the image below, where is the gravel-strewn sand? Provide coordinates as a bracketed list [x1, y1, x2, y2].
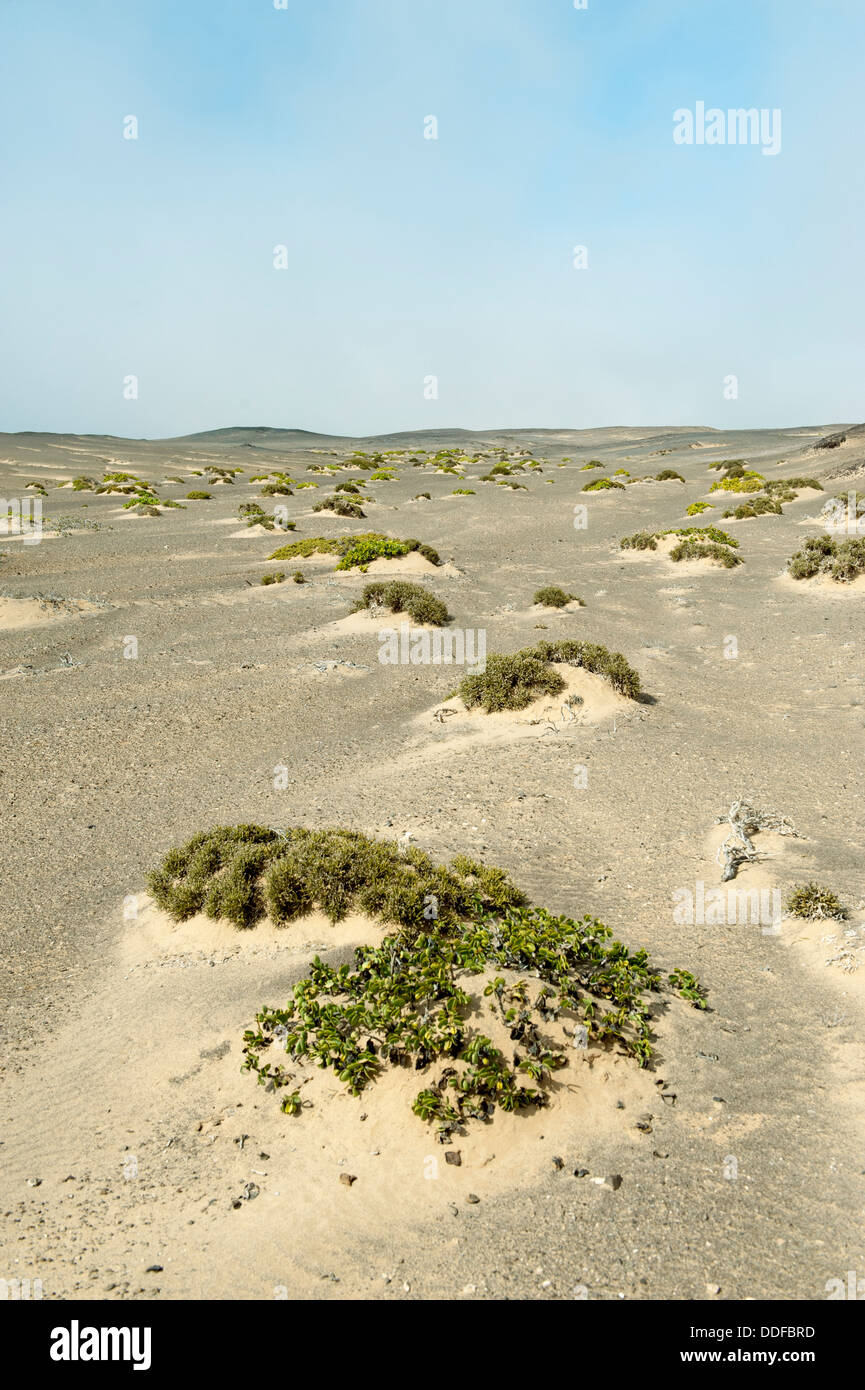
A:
[2, 421, 864, 1301]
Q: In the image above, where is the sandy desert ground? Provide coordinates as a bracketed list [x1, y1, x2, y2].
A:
[2, 420, 864, 1301]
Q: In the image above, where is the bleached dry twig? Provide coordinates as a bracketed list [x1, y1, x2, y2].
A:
[714, 798, 801, 882]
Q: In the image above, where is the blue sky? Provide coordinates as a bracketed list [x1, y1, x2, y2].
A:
[1, 0, 863, 437]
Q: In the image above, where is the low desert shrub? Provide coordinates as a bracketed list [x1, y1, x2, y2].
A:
[785, 883, 847, 920]
[583, 478, 624, 492]
[353, 579, 450, 625]
[144, 827, 681, 1121]
[459, 638, 641, 711]
[722, 497, 783, 519]
[788, 535, 865, 582]
[122, 492, 161, 509]
[185, 490, 212, 500]
[669, 539, 742, 567]
[533, 586, 581, 608]
[261, 571, 285, 585]
[313, 496, 366, 518]
[655, 470, 685, 482]
[709, 471, 766, 494]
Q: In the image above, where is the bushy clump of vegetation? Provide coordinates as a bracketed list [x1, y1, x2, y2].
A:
[413, 492, 431, 501]
[148, 825, 525, 933]
[353, 579, 450, 626]
[612, 468, 630, 477]
[785, 883, 847, 920]
[122, 492, 161, 509]
[336, 534, 441, 571]
[369, 470, 395, 481]
[313, 495, 366, 518]
[580, 461, 604, 471]
[296, 480, 318, 489]
[266, 532, 441, 571]
[185, 490, 212, 500]
[788, 535, 865, 582]
[163, 475, 186, 484]
[451, 488, 475, 496]
[261, 481, 293, 497]
[686, 501, 713, 516]
[261, 571, 285, 585]
[533, 586, 581, 608]
[764, 477, 822, 500]
[722, 496, 783, 519]
[267, 537, 342, 562]
[71, 476, 99, 491]
[709, 471, 766, 494]
[654, 469, 685, 482]
[141, 826, 703, 1128]
[459, 638, 641, 711]
[621, 525, 738, 552]
[583, 478, 625, 492]
[668, 538, 742, 567]
[335, 482, 362, 495]
[708, 459, 747, 473]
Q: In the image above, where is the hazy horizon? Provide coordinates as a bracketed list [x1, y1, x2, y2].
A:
[2, 0, 863, 436]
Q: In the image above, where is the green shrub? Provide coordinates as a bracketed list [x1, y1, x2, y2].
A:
[655, 470, 685, 482]
[451, 488, 475, 496]
[686, 501, 713, 515]
[459, 638, 641, 711]
[313, 496, 366, 518]
[722, 497, 783, 519]
[669, 539, 742, 567]
[621, 525, 738, 552]
[353, 579, 450, 625]
[123, 492, 160, 509]
[261, 571, 285, 585]
[620, 530, 659, 550]
[785, 883, 847, 920]
[179, 821, 703, 1128]
[709, 472, 766, 494]
[788, 535, 865, 582]
[261, 482, 293, 496]
[533, 586, 581, 608]
[268, 537, 341, 561]
[413, 492, 431, 500]
[185, 490, 212, 500]
[335, 534, 442, 571]
[583, 478, 625, 492]
[292, 570, 305, 583]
